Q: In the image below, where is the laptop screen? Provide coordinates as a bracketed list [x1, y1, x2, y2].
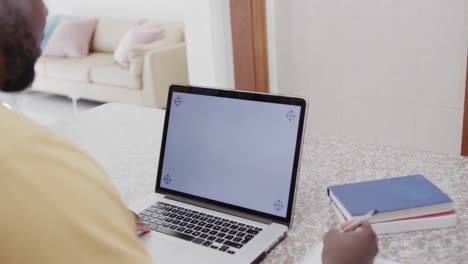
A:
[157, 86, 306, 223]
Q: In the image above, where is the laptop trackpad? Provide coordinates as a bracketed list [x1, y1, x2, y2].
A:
[140, 231, 192, 263]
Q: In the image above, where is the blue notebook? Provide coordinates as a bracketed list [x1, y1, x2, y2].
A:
[328, 175, 453, 222]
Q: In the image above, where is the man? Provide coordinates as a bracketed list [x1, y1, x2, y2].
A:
[0, 0, 151, 263]
[0, 0, 378, 263]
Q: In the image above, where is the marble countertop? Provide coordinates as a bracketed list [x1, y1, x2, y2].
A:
[51, 103, 468, 264]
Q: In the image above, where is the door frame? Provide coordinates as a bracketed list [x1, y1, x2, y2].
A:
[461, 57, 468, 156]
[230, 0, 269, 93]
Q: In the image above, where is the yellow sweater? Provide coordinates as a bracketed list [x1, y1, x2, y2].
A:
[0, 106, 151, 263]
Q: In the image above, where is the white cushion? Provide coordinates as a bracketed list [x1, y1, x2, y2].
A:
[128, 23, 184, 58]
[92, 18, 142, 53]
[114, 23, 164, 68]
[42, 19, 98, 58]
[40, 53, 113, 82]
[90, 63, 141, 90]
[129, 57, 144, 77]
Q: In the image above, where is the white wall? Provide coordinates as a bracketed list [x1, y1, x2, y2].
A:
[266, 1, 279, 94]
[184, 0, 235, 89]
[270, 0, 468, 154]
[44, 0, 185, 21]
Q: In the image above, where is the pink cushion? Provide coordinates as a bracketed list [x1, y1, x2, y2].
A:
[43, 19, 98, 58]
[114, 23, 164, 68]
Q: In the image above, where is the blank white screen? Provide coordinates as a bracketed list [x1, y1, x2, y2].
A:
[161, 92, 301, 218]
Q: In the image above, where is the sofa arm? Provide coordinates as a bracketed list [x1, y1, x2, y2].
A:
[141, 43, 188, 108]
[128, 40, 178, 78]
[129, 27, 184, 58]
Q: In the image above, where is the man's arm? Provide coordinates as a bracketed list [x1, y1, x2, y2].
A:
[0, 134, 152, 264]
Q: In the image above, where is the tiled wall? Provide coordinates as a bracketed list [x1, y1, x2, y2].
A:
[272, 0, 468, 154]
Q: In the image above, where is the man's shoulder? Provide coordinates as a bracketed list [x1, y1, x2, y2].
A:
[0, 106, 112, 188]
[0, 106, 55, 155]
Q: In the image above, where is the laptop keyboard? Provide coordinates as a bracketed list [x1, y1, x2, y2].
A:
[139, 202, 263, 255]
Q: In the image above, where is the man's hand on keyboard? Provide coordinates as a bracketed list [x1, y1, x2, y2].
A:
[131, 210, 150, 236]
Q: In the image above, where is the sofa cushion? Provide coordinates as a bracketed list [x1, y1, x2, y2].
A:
[41, 15, 80, 50]
[90, 63, 141, 90]
[92, 18, 142, 53]
[127, 23, 184, 59]
[43, 19, 98, 58]
[114, 23, 164, 68]
[41, 53, 113, 82]
[129, 57, 144, 77]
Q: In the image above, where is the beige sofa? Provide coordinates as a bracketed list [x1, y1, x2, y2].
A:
[33, 18, 188, 109]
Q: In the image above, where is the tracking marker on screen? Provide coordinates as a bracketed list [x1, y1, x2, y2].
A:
[274, 200, 284, 211]
[286, 111, 296, 122]
[174, 97, 182, 107]
[164, 174, 172, 185]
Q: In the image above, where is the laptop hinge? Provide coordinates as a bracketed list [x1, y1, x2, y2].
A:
[165, 194, 273, 225]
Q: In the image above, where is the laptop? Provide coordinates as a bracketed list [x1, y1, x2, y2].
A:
[131, 84, 308, 263]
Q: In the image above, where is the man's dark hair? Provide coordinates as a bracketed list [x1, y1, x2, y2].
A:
[0, 1, 41, 92]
